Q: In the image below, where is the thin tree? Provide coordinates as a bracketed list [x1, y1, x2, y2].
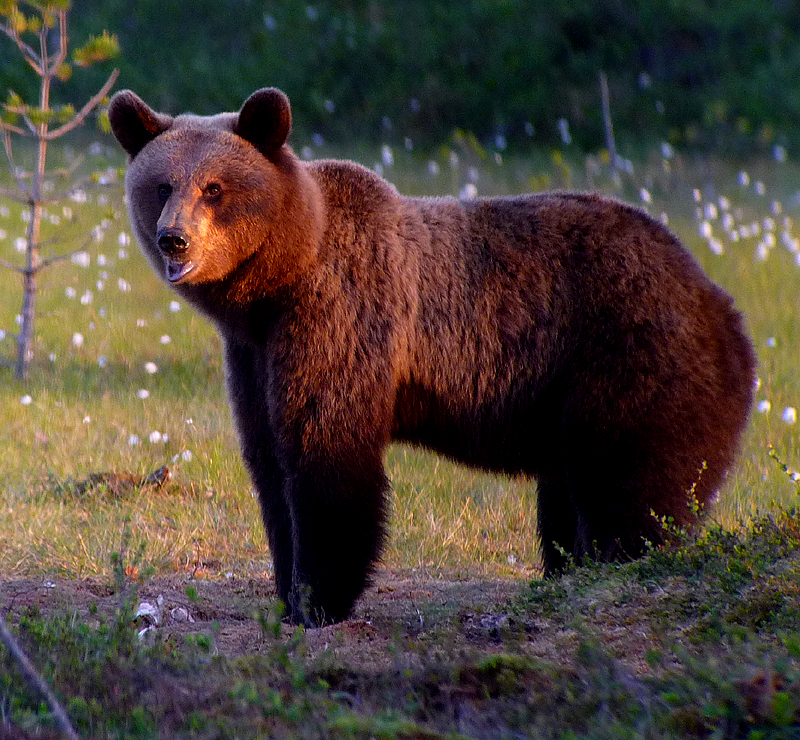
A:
[0, 0, 118, 379]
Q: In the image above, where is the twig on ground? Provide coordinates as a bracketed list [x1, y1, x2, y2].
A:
[0, 614, 82, 740]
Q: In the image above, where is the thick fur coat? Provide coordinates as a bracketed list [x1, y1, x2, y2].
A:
[109, 87, 756, 626]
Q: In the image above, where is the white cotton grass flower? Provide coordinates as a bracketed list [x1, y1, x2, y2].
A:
[83, 415, 91, 424]
[149, 430, 162, 444]
[97, 355, 108, 368]
[783, 407, 797, 425]
[117, 278, 131, 292]
[80, 290, 93, 305]
[118, 232, 131, 247]
[181, 450, 193, 462]
[72, 332, 84, 348]
[15, 237, 26, 253]
[160, 335, 171, 344]
[757, 400, 771, 414]
[766, 336, 777, 348]
[460, 183, 478, 200]
[136, 389, 150, 399]
[169, 300, 181, 313]
[639, 188, 652, 204]
[20, 395, 32, 406]
[144, 361, 158, 374]
[128, 434, 140, 446]
[71, 251, 90, 267]
[65, 286, 77, 299]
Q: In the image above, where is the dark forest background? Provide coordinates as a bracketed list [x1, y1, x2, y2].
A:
[3, 0, 800, 153]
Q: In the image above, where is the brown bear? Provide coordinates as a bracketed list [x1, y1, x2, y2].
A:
[108, 87, 756, 626]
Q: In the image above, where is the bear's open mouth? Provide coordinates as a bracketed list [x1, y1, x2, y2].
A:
[165, 258, 195, 283]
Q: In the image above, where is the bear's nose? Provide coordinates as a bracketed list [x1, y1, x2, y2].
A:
[157, 229, 189, 255]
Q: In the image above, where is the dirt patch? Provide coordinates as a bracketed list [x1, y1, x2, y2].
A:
[0, 568, 664, 672]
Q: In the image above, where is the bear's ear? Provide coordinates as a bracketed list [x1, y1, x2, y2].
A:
[108, 90, 174, 159]
[234, 88, 292, 156]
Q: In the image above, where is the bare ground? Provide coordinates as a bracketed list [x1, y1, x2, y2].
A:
[0, 568, 660, 672]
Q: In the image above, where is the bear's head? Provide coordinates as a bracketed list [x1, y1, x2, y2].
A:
[108, 88, 323, 306]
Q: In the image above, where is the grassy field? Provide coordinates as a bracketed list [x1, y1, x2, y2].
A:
[2, 137, 800, 739]
[1, 139, 799, 583]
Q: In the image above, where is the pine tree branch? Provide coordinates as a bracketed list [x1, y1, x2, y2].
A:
[0, 118, 27, 136]
[0, 257, 25, 274]
[42, 173, 109, 204]
[46, 68, 119, 140]
[0, 185, 30, 203]
[1, 128, 30, 196]
[0, 22, 43, 75]
[45, 10, 69, 77]
[0, 615, 82, 740]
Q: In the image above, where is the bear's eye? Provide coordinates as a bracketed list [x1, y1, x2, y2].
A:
[204, 183, 222, 199]
[157, 184, 172, 199]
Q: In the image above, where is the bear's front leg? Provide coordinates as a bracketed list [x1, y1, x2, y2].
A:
[223, 339, 294, 608]
[269, 353, 395, 626]
[284, 447, 390, 626]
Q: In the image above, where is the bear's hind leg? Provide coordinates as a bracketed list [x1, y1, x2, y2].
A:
[535, 475, 581, 576]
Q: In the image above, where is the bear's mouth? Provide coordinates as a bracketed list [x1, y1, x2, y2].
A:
[164, 257, 196, 283]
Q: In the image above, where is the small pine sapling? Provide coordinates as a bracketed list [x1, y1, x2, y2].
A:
[0, 0, 119, 378]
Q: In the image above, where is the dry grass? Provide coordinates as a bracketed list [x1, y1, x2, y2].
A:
[1, 143, 799, 582]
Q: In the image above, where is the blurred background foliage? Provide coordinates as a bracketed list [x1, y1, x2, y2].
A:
[2, 0, 800, 153]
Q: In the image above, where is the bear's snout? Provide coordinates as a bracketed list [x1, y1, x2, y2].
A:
[157, 228, 190, 255]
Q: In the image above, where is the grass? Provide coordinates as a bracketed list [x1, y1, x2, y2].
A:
[1, 132, 800, 737]
[1, 138, 800, 581]
[3, 510, 800, 738]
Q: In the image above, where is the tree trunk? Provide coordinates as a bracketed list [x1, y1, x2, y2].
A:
[14, 32, 50, 380]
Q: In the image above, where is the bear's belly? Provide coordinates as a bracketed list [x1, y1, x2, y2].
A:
[391, 381, 549, 477]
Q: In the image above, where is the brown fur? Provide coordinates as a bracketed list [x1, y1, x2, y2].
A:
[109, 87, 756, 626]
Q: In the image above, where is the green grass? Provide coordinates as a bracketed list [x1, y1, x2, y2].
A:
[1, 141, 799, 582]
[3, 510, 800, 739]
